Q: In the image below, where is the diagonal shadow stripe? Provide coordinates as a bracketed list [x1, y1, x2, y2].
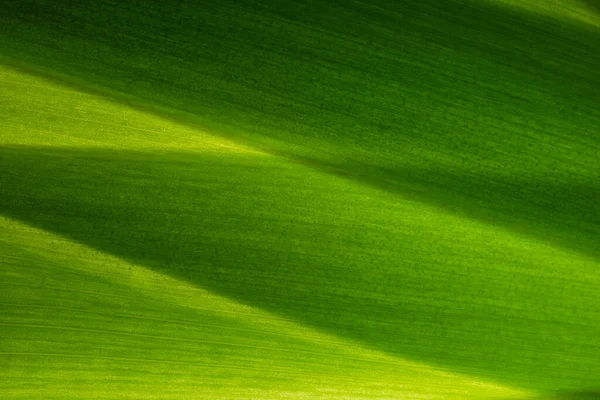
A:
[2, 59, 599, 263]
[1, 0, 599, 260]
[1, 145, 599, 392]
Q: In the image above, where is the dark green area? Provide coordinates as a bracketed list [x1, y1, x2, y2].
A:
[1, 0, 600, 392]
[522, 390, 600, 400]
[581, 1, 600, 15]
[552, 391, 600, 400]
[1, 145, 599, 391]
